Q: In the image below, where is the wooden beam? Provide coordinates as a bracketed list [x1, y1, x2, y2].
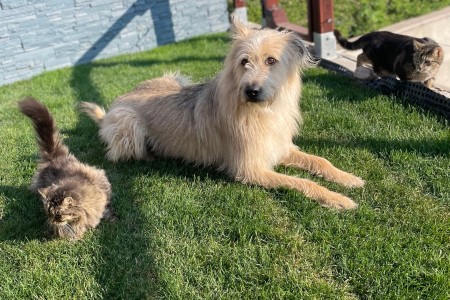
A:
[261, 0, 311, 41]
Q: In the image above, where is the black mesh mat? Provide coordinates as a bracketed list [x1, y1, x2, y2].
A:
[319, 58, 450, 120]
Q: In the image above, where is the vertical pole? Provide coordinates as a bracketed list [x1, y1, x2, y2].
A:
[233, 0, 248, 23]
[309, 0, 336, 59]
[307, 0, 313, 41]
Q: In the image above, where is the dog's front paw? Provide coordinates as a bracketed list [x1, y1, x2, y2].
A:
[341, 174, 365, 188]
[321, 192, 358, 210]
[330, 170, 365, 188]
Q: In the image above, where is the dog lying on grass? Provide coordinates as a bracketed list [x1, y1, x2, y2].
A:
[80, 19, 364, 209]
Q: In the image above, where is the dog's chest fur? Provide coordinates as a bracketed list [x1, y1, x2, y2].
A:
[247, 112, 297, 165]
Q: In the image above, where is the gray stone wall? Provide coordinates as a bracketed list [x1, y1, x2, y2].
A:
[0, 0, 230, 86]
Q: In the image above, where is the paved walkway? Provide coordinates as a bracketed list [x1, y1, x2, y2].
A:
[330, 6, 450, 92]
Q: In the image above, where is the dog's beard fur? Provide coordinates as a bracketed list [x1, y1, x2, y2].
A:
[80, 19, 365, 210]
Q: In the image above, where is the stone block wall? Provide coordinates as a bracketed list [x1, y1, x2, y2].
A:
[0, 0, 230, 85]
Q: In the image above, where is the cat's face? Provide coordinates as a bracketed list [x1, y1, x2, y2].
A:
[413, 41, 444, 74]
[38, 185, 81, 225]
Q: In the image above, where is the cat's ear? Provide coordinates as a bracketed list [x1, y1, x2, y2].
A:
[413, 39, 425, 51]
[435, 47, 444, 60]
[63, 197, 73, 206]
[38, 188, 48, 199]
[230, 16, 250, 39]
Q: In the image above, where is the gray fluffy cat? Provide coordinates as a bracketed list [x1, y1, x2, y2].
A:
[19, 97, 115, 240]
[334, 29, 444, 88]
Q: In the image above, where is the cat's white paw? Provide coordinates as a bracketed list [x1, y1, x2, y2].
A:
[354, 66, 377, 80]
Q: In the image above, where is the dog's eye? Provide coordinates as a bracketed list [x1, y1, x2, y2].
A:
[265, 57, 277, 66]
[241, 59, 249, 66]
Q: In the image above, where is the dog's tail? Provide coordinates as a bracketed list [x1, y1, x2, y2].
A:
[18, 97, 69, 162]
[79, 102, 106, 125]
[334, 29, 366, 50]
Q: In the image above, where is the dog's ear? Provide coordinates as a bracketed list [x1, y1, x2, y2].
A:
[288, 32, 318, 69]
[230, 16, 250, 39]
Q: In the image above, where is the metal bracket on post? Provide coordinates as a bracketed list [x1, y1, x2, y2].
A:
[309, 0, 336, 59]
[313, 31, 336, 59]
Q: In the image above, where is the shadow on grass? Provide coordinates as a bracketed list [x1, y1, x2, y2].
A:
[307, 70, 450, 124]
[0, 184, 48, 242]
[87, 158, 231, 298]
[303, 71, 449, 156]
[91, 162, 159, 299]
[296, 136, 449, 157]
[61, 115, 232, 298]
[303, 71, 377, 103]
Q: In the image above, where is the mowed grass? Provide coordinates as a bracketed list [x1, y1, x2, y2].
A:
[0, 33, 449, 299]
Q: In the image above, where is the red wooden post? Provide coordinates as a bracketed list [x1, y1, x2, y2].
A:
[309, 0, 336, 58]
[233, 0, 246, 8]
[309, 0, 334, 34]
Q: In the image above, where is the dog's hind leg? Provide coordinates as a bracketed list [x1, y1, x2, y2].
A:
[281, 147, 365, 188]
[248, 169, 358, 210]
[99, 106, 147, 162]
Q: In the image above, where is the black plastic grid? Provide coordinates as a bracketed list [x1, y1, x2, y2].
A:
[319, 58, 450, 120]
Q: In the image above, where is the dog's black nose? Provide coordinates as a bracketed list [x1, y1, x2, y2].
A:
[245, 85, 261, 101]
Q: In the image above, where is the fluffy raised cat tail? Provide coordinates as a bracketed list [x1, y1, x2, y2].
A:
[334, 29, 365, 50]
[78, 102, 106, 125]
[18, 97, 69, 162]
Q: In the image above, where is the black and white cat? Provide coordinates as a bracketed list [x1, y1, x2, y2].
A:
[334, 29, 444, 88]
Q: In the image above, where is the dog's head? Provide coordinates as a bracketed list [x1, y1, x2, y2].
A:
[225, 18, 316, 104]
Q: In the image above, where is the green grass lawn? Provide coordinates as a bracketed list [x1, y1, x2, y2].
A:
[0, 33, 449, 299]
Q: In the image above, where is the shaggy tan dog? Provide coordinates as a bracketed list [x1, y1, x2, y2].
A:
[80, 20, 364, 209]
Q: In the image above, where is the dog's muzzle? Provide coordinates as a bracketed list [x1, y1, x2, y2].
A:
[244, 85, 265, 102]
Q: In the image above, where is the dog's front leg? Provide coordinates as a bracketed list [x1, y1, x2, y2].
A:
[281, 147, 365, 188]
[248, 169, 358, 210]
